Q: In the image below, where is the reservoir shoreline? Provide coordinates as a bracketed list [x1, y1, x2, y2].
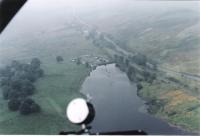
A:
[80, 64, 190, 135]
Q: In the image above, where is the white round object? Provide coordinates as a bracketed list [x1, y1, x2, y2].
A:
[66, 98, 89, 124]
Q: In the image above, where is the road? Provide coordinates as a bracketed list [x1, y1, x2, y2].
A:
[158, 66, 200, 82]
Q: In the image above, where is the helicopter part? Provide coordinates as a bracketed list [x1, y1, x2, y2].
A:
[0, 0, 27, 33]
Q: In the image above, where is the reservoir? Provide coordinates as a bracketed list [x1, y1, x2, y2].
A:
[81, 64, 189, 135]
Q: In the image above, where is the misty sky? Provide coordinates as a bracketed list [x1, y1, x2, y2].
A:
[1, 0, 199, 39]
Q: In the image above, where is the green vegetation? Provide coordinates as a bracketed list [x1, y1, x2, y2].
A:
[56, 56, 64, 63]
[138, 82, 200, 133]
[0, 27, 107, 134]
[114, 54, 157, 84]
[0, 59, 44, 115]
[0, 1, 199, 134]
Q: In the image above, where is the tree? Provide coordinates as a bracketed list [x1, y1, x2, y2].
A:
[149, 73, 156, 82]
[137, 83, 143, 90]
[26, 72, 37, 82]
[20, 80, 35, 96]
[76, 58, 81, 65]
[127, 66, 136, 81]
[31, 102, 41, 113]
[11, 60, 21, 70]
[0, 77, 10, 86]
[14, 70, 28, 80]
[30, 58, 41, 69]
[125, 59, 129, 66]
[127, 66, 135, 76]
[10, 76, 23, 90]
[8, 90, 21, 99]
[2, 85, 11, 100]
[132, 54, 147, 66]
[21, 63, 31, 72]
[19, 98, 40, 115]
[0, 66, 12, 77]
[85, 62, 90, 68]
[56, 56, 64, 63]
[8, 99, 21, 111]
[35, 68, 44, 78]
[143, 71, 150, 81]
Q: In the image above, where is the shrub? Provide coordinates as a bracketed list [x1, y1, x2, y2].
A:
[56, 56, 64, 63]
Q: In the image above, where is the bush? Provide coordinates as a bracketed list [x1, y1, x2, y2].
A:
[56, 56, 64, 63]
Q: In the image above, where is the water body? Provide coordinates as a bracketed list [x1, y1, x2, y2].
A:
[81, 64, 189, 135]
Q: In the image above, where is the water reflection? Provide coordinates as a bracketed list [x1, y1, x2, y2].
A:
[81, 64, 189, 135]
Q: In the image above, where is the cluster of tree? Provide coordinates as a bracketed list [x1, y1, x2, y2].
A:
[0, 58, 43, 115]
[8, 98, 40, 115]
[114, 54, 157, 84]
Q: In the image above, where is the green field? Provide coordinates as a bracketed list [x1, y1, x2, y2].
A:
[138, 81, 200, 133]
[0, 27, 106, 134]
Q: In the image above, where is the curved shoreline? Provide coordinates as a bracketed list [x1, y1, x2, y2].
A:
[138, 94, 198, 134]
[79, 64, 194, 135]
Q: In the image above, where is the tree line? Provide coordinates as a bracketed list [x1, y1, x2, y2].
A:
[114, 54, 157, 84]
[0, 58, 44, 115]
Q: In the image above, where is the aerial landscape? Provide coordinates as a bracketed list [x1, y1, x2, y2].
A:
[0, 0, 199, 135]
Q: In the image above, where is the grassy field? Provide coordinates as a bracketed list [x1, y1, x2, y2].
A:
[0, 27, 107, 134]
[138, 81, 200, 133]
[0, 62, 87, 134]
